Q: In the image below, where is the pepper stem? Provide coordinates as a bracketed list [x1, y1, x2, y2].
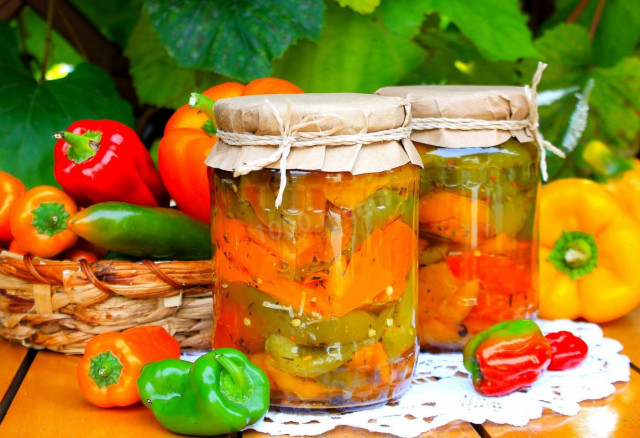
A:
[547, 231, 598, 280]
[189, 93, 218, 136]
[31, 202, 70, 236]
[583, 140, 634, 182]
[88, 351, 123, 388]
[53, 131, 102, 164]
[215, 353, 253, 404]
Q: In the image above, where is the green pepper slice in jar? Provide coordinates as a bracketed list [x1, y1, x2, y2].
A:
[237, 170, 327, 233]
[381, 272, 417, 358]
[265, 334, 374, 378]
[218, 283, 396, 347]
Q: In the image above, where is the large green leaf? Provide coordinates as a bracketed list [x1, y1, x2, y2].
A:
[125, 13, 227, 109]
[143, 0, 324, 81]
[523, 23, 640, 179]
[423, 0, 540, 61]
[591, 0, 640, 67]
[378, 0, 433, 38]
[543, 0, 640, 67]
[272, 1, 425, 93]
[0, 23, 134, 188]
[410, 15, 524, 87]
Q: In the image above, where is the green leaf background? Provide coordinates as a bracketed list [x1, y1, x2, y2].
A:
[0, 23, 134, 188]
[143, 0, 324, 81]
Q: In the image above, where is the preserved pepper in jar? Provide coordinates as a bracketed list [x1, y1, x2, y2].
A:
[378, 79, 556, 351]
[206, 94, 423, 410]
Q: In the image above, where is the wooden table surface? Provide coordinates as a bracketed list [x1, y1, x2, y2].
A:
[1, 308, 639, 438]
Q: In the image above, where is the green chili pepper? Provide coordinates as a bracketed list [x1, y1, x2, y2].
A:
[67, 202, 211, 260]
[137, 348, 270, 436]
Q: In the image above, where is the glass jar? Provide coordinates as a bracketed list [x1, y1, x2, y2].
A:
[377, 86, 541, 350]
[207, 93, 422, 410]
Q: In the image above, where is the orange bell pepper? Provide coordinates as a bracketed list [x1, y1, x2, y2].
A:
[158, 78, 303, 223]
[76, 326, 181, 408]
[540, 178, 640, 323]
[9, 186, 78, 258]
[0, 171, 26, 244]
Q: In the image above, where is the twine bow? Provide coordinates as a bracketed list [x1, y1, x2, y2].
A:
[410, 62, 565, 180]
[216, 99, 412, 208]
[524, 63, 566, 180]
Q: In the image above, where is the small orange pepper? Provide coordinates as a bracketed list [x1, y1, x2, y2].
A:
[9, 185, 78, 258]
[76, 326, 181, 408]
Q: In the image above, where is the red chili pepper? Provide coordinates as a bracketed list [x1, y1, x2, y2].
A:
[53, 120, 168, 207]
[545, 331, 588, 370]
[463, 319, 551, 396]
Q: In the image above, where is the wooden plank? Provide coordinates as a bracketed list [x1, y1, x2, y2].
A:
[0, 338, 29, 398]
[244, 421, 480, 438]
[0, 350, 206, 437]
[481, 365, 640, 437]
[600, 306, 640, 365]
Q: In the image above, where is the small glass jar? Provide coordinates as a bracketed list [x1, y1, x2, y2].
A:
[377, 86, 541, 350]
[207, 94, 422, 410]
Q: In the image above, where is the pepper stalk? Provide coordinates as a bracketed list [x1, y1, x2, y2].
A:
[189, 93, 218, 136]
[52, 131, 102, 163]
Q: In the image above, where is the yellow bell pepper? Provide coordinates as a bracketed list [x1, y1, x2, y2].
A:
[583, 140, 640, 224]
[540, 178, 640, 323]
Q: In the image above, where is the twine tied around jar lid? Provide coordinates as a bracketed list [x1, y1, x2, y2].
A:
[215, 99, 413, 208]
[409, 62, 565, 180]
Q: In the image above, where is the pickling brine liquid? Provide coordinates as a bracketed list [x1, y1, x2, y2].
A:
[209, 164, 420, 411]
[416, 140, 540, 350]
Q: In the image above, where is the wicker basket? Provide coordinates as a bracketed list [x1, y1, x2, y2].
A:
[0, 250, 214, 354]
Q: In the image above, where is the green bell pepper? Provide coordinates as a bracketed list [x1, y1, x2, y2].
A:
[137, 348, 270, 436]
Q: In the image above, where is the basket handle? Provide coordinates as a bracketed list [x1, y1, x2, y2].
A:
[23, 254, 57, 284]
[77, 259, 188, 295]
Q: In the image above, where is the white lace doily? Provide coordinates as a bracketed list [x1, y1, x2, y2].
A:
[180, 319, 630, 437]
[247, 320, 630, 438]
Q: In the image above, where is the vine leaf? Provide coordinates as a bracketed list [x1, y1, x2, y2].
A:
[143, 0, 324, 81]
[525, 23, 640, 179]
[544, 0, 640, 68]
[273, 0, 424, 93]
[0, 23, 134, 188]
[125, 13, 226, 109]
[424, 0, 540, 61]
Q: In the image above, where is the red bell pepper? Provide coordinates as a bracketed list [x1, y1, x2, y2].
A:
[463, 319, 551, 396]
[545, 331, 588, 370]
[53, 120, 168, 207]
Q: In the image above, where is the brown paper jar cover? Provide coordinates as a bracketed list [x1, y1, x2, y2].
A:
[376, 85, 535, 148]
[206, 93, 422, 174]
